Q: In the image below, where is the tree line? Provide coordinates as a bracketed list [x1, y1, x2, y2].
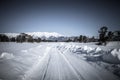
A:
[0, 26, 120, 43]
[0, 33, 97, 43]
[0, 33, 41, 43]
[97, 26, 120, 45]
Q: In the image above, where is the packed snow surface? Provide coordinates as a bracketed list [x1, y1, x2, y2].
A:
[0, 42, 120, 80]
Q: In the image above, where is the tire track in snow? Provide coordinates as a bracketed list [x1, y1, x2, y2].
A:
[59, 49, 119, 80]
[41, 55, 51, 80]
[57, 49, 85, 80]
[20, 46, 51, 80]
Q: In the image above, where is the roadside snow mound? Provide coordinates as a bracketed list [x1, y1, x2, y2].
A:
[95, 47, 102, 53]
[57, 43, 120, 64]
[0, 52, 14, 59]
[102, 49, 120, 64]
[72, 46, 102, 55]
[111, 49, 120, 60]
[82, 46, 95, 54]
[106, 41, 120, 47]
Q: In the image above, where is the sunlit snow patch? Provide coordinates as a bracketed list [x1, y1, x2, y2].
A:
[21, 50, 28, 53]
[95, 47, 102, 53]
[0, 52, 14, 59]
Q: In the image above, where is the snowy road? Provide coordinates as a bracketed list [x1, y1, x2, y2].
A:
[20, 44, 118, 80]
[0, 43, 119, 80]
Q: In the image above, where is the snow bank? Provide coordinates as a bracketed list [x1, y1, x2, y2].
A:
[111, 49, 120, 60]
[102, 49, 120, 64]
[106, 41, 120, 47]
[95, 47, 102, 53]
[72, 46, 102, 55]
[82, 46, 95, 53]
[0, 52, 14, 60]
[57, 43, 120, 64]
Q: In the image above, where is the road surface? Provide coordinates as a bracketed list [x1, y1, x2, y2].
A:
[20, 44, 119, 80]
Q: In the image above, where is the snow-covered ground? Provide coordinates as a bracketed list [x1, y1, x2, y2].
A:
[0, 42, 120, 80]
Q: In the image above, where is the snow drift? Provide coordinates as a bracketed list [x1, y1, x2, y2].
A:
[57, 43, 120, 64]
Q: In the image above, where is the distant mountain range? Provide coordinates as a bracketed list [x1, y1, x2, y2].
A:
[2, 32, 70, 41]
[0, 32, 100, 42]
[3, 32, 63, 38]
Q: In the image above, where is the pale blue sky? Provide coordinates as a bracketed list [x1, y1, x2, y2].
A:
[0, 0, 120, 36]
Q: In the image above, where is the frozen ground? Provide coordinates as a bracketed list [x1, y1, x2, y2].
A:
[0, 42, 120, 80]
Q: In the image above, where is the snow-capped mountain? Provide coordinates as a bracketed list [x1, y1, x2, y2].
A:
[1, 32, 73, 41]
[3, 32, 64, 38]
[26, 32, 63, 38]
[1, 32, 80, 42]
[3, 33, 19, 38]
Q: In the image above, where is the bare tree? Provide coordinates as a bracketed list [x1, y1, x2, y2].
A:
[98, 26, 108, 45]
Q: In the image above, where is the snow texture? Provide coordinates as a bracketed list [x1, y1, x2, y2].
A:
[0, 42, 120, 80]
